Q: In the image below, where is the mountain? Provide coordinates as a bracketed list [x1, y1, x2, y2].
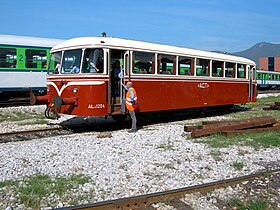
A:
[233, 42, 280, 66]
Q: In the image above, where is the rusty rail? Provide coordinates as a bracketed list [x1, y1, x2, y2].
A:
[55, 168, 280, 210]
[0, 127, 62, 137]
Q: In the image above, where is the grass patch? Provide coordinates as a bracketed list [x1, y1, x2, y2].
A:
[156, 139, 174, 151]
[0, 111, 46, 123]
[0, 174, 91, 209]
[223, 96, 280, 120]
[231, 161, 244, 170]
[229, 198, 269, 210]
[199, 131, 280, 148]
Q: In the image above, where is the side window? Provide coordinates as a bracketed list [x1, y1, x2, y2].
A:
[158, 54, 176, 75]
[212, 60, 223, 77]
[133, 51, 155, 74]
[196, 58, 210, 76]
[257, 73, 261, 79]
[25, 50, 47, 69]
[82, 48, 104, 73]
[48, 52, 62, 74]
[237, 64, 246, 78]
[179, 57, 194, 76]
[225, 62, 236, 78]
[61, 49, 82, 74]
[0, 48, 17, 68]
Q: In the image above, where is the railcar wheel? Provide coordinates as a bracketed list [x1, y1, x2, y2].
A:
[112, 114, 127, 122]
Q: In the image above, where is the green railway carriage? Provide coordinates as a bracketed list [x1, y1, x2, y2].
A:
[0, 34, 62, 101]
[256, 70, 280, 88]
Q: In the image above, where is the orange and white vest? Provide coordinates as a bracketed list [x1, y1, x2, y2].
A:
[126, 87, 137, 111]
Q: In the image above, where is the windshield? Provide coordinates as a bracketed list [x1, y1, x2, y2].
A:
[61, 49, 82, 74]
[48, 51, 62, 74]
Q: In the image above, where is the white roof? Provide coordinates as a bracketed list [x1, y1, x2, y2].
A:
[52, 36, 255, 65]
[0, 34, 64, 48]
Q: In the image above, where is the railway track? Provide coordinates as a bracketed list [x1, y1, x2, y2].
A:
[55, 168, 280, 210]
[0, 127, 71, 143]
[257, 89, 280, 94]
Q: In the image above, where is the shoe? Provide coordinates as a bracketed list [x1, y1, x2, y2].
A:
[128, 129, 137, 133]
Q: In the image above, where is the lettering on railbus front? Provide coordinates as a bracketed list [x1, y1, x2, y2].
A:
[88, 104, 105, 109]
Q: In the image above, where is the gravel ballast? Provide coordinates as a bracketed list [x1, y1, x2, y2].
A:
[0, 94, 279, 209]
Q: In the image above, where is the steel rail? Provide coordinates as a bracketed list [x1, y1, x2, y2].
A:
[55, 168, 280, 210]
[0, 127, 62, 137]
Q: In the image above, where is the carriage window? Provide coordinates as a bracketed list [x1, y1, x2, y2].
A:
[48, 52, 62, 74]
[82, 49, 103, 73]
[179, 57, 194, 76]
[212, 60, 223, 77]
[25, 50, 47, 69]
[133, 51, 155, 74]
[158, 54, 176, 75]
[61, 49, 82, 74]
[257, 73, 261, 79]
[0, 48, 17, 68]
[196, 58, 209, 76]
[272, 74, 275, 80]
[225, 62, 236, 78]
[237, 64, 246, 78]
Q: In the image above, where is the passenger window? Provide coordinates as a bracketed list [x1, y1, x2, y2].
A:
[25, 50, 47, 69]
[0, 48, 17, 68]
[48, 52, 62, 74]
[82, 48, 104, 73]
[179, 57, 194, 76]
[133, 51, 155, 74]
[158, 54, 176, 75]
[257, 73, 261, 79]
[196, 58, 210, 76]
[212, 60, 223, 77]
[225, 62, 236, 78]
[237, 64, 246, 78]
[61, 49, 82, 74]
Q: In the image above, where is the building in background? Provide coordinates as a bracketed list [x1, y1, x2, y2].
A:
[259, 57, 280, 72]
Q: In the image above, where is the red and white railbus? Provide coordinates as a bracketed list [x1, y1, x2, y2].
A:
[34, 36, 256, 120]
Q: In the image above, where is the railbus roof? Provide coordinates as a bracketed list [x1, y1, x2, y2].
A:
[0, 34, 64, 48]
[52, 36, 255, 65]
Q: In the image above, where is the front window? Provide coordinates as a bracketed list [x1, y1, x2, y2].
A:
[61, 49, 82, 74]
[48, 52, 62, 74]
[82, 48, 104, 73]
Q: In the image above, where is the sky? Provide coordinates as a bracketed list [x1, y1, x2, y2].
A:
[1, 0, 280, 52]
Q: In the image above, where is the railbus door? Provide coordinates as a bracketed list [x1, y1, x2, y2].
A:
[248, 66, 255, 102]
[109, 49, 129, 114]
[248, 66, 254, 101]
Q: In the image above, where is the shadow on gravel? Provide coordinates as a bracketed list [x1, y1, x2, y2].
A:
[59, 105, 250, 133]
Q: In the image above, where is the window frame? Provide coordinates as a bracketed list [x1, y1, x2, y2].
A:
[131, 51, 156, 75]
[0, 47, 17, 69]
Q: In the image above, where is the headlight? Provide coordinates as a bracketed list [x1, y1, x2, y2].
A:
[73, 88, 78, 93]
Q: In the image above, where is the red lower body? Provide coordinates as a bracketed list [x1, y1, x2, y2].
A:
[44, 76, 256, 117]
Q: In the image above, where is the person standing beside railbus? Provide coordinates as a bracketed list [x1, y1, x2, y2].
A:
[121, 81, 138, 133]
